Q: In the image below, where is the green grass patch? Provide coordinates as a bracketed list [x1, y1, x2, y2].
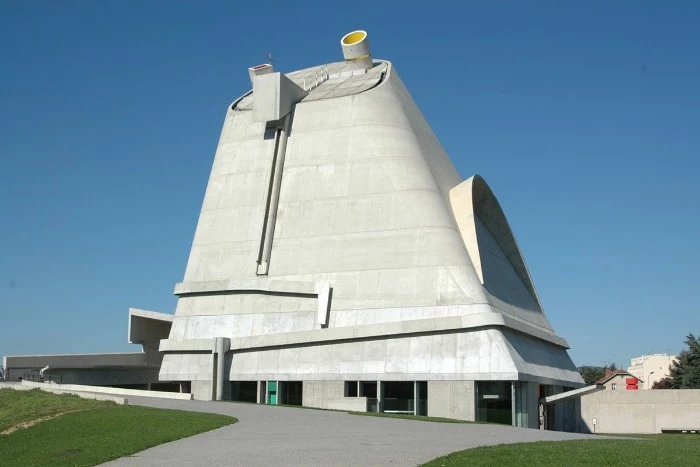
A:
[0, 389, 235, 466]
[350, 411, 478, 424]
[0, 388, 112, 432]
[422, 434, 700, 466]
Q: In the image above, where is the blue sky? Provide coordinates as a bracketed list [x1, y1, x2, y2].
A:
[1, 1, 698, 368]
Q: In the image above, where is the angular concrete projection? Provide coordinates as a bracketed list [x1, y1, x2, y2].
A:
[158, 30, 584, 425]
[252, 72, 308, 123]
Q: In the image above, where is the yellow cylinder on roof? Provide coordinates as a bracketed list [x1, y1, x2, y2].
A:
[341, 30, 372, 71]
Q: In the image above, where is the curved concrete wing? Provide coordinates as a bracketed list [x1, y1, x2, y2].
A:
[449, 175, 550, 329]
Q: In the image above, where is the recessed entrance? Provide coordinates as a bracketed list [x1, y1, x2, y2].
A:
[477, 381, 512, 425]
[382, 381, 415, 414]
[231, 381, 258, 403]
[280, 381, 303, 406]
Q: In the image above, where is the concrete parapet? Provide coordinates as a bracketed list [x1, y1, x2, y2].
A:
[20, 380, 192, 400]
[579, 389, 700, 434]
[11, 383, 128, 404]
[324, 397, 368, 412]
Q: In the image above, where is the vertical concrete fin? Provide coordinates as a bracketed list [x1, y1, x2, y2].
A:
[449, 175, 543, 312]
[257, 114, 292, 275]
[252, 72, 307, 123]
[316, 282, 332, 327]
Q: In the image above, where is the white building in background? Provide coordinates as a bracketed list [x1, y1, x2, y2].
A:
[628, 354, 677, 389]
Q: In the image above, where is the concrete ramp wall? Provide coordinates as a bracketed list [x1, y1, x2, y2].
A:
[579, 389, 700, 434]
[20, 380, 192, 401]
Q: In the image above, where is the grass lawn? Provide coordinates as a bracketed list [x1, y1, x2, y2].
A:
[0, 389, 235, 466]
[422, 434, 700, 466]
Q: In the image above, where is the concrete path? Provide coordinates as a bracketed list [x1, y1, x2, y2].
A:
[102, 396, 599, 467]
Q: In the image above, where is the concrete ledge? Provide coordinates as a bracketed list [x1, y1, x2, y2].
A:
[160, 311, 567, 354]
[11, 383, 128, 405]
[20, 380, 193, 400]
[174, 279, 318, 296]
[3, 352, 147, 368]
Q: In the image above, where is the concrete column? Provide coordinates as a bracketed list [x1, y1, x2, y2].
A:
[213, 337, 230, 401]
[413, 381, 418, 415]
[377, 380, 383, 413]
[511, 382, 516, 427]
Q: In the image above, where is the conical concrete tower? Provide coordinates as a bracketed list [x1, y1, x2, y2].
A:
[159, 30, 583, 427]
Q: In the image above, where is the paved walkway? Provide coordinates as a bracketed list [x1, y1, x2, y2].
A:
[102, 396, 599, 466]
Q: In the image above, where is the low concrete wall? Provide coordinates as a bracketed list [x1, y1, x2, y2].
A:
[10, 383, 128, 405]
[20, 380, 192, 400]
[427, 381, 475, 421]
[324, 397, 368, 412]
[579, 389, 700, 434]
[302, 380, 344, 409]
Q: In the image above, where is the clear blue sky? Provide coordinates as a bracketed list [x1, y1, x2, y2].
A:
[1, 1, 698, 369]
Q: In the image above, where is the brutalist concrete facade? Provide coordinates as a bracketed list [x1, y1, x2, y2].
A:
[157, 30, 584, 427]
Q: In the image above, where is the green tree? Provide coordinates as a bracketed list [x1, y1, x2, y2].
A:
[664, 333, 700, 389]
[651, 378, 672, 389]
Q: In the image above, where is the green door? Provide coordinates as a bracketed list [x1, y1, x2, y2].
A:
[267, 381, 277, 405]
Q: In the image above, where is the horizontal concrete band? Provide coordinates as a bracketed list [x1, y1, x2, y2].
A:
[159, 311, 568, 353]
[12, 382, 129, 405]
[158, 371, 579, 388]
[174, 279, 319, 296]
[20, 380, 193, 400]
[3, 352, 149, 368]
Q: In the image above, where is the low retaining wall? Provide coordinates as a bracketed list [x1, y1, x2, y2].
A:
[10, 383, 128, 405]
[20, 380, 192, 401]
[324, 397, 368, 412]
[579, 389, 700, 434]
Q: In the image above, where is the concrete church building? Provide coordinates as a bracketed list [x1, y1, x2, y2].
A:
[157, 30, 583, 426]
[3, 30, 583, 429]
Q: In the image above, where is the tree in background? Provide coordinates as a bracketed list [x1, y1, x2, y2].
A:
[577, 363, 617, 385]
[654, 333, 700, 389]
[651, 378, 672, 389]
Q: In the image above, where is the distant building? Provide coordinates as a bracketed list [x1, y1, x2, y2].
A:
[628, 354, 677, 390]
[595, 370, 641, 391]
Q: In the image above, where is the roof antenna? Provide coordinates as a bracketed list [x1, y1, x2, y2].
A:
[264, 53, 275, 66]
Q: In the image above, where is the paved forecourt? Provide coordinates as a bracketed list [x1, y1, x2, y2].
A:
[103, 395, 598, 466]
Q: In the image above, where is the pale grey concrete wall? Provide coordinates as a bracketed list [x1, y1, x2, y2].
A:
[12, 383, 128, 404]
[427, 380, 475, 421]
[160, 353, 213, 381]
[19, 380, 191, 400]
[4, 353, 146, 370]
[42, 368, 160, 386]
[3, 353, 160, 386]
[302, 380, 344, 408]
[191, 380, 213, 401]
[324, 397, 368, 411]
[579, 389, 700, 433]
[228, 329, 518, 382]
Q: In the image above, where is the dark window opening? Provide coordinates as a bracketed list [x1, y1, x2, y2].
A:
[345, 381, 358, 397]
[359, 381, 377, 398]
[150, 382, 181, 393]
[382, 381, 414, 413]
[281, 381, 303, 406]
[231, 381, 258, 403]
[477, 381, 512, 425]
